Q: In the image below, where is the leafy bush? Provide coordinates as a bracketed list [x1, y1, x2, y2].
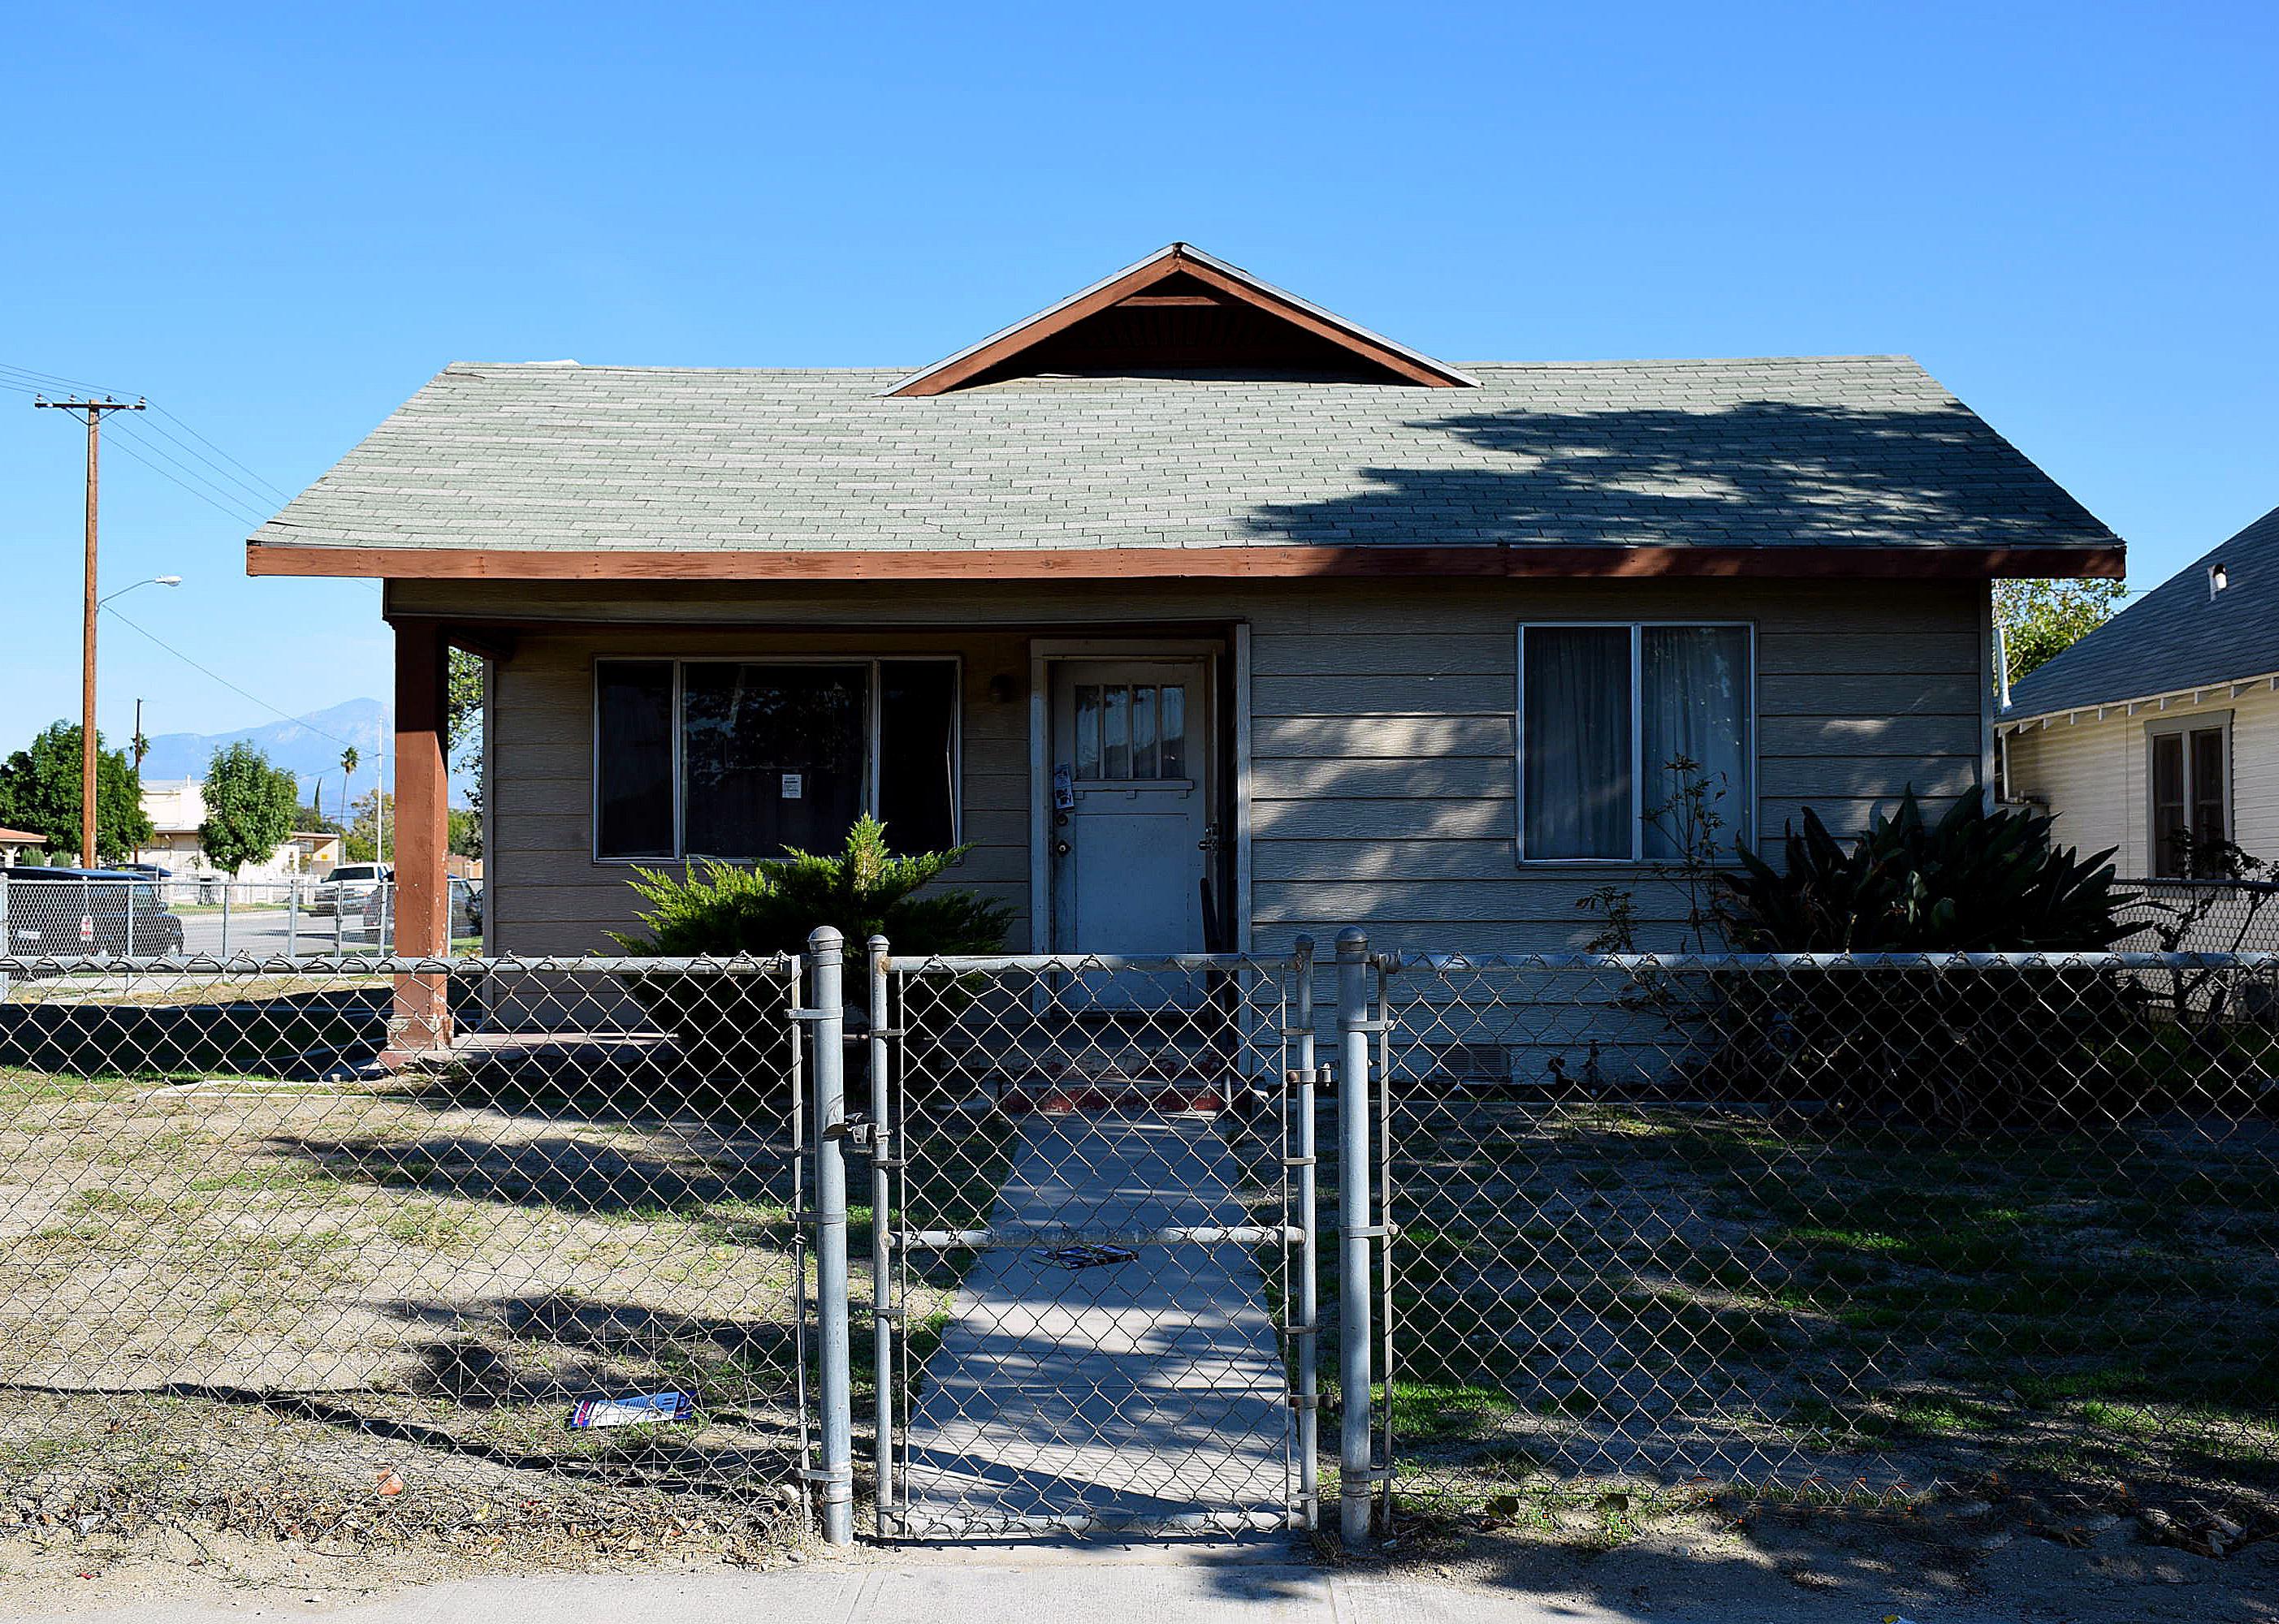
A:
[1722, 790, 2134, 952]
[607, 817, 1013, 1082]
[1698, 793, 2147, 1125]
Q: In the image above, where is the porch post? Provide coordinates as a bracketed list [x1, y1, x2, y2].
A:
[390, 619, 451, 1054]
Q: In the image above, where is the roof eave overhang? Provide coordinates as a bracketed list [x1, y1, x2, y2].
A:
[249, 541, 2125, 583]
[2000, 667, 2279, 732]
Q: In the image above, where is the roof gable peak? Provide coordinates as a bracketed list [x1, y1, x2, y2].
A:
[884, 243, 1477, 395]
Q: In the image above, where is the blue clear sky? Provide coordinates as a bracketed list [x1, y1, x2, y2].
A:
[3, 2, 2273, 750]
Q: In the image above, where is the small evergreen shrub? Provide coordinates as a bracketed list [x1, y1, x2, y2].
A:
[608, 817, 1013, 1082]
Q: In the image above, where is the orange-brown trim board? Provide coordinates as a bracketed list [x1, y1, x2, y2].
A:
[251, 542, 2125, 582]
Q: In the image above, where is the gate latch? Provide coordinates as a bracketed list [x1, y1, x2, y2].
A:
[824, 1115, 882, 1152]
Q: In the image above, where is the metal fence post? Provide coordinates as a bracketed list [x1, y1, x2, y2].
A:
[1335, 926, 1376, 1547]
[220, 882, 231, 957]
[287, 878, 299, 959]
[1291, 935, 1321, 1530]
[867, 933, 894, 1527]
[0, 874, 11, 1001]
[805, 926, 854, 1547]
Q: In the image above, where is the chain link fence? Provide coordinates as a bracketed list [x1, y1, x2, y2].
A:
[0, 954, 809, 1560]
[0, 875, 482, 965]
[2121, 879, 2279, 956]
[1373, 948, 2279, 1535]
[872, 950, 1304, 1536]
[2, 941, 2277, 1554]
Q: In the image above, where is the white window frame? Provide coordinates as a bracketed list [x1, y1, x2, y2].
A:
[590, 654, 963, 864]
[1514, 621, 1758, 866]
[2143, 710, 2231, 878]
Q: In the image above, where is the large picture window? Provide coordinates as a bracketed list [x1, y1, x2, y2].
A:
[1518, 623, 1754, 862]
[2147, 715, 2229, 878]
[595, 659, 959, 862]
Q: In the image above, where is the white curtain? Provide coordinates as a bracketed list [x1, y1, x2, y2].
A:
[1641, 627, 1750, 858]
[1523, 628, 1632, 859]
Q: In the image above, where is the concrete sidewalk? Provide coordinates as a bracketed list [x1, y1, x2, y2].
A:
[1, 1564, 1558, 1624]
[899, 1112, 1292, 1533]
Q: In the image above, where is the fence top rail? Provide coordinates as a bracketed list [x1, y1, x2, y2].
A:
[0, 952, 798, 976]
[2133, 877, 2279, 894]
[1384, 949, 2279, 973]
[884, 951, 1287, 974]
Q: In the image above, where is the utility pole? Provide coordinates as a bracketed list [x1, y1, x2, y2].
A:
[132, 698, 147, 770]
[35, 395, 146, 866]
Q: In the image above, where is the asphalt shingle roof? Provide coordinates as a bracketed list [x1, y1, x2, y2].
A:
[2005, 503, 2279, 719]
[248, 358, 2119, 559]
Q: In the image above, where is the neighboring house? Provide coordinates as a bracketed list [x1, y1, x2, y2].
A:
[0, 827, 48, 866]
[245, 243, 2121, 1026]
[2000, 503, 2279, 879]
[136, 778, 342, 883]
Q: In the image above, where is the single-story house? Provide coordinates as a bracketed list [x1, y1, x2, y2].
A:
[135, 778, 345, 887]
[244, 244, 2120, 1042]
[0, 828, 48, 866]
[2000, 502, 2279, 879]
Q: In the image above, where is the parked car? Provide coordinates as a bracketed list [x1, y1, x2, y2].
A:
[345, 879, 481, 944]
[305, 863, 391, 918]
[2, 868, 185, 957]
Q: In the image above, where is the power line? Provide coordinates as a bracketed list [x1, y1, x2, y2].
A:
[6, 360, 293, 520]
[0, 360, 136, 398]
[106, 416, 272, 525]
[125, 412, 288, 512]
[93, 426, 269, 528]
[102, 604, 361, 750]
[148, 404, 292, 502]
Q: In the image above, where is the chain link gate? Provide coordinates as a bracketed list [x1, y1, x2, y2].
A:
[836, 941, 1314, 1537]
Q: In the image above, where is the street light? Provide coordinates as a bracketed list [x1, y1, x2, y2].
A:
[98, 574, 183, 608]
[85, 573, 183, 866]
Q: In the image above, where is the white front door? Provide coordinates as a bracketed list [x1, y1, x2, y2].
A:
[1049, 659, 1213, 957]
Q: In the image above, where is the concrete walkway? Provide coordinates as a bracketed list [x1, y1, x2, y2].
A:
[897, 1112, 1293, 1534]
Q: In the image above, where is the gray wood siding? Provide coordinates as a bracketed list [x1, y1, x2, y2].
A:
[430, 577, 1988, 956]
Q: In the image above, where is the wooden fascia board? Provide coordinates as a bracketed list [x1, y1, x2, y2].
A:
[886, 248, 1468, 395]
[251, 542, 2127, 582]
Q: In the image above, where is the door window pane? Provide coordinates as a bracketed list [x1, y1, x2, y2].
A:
[2151, 732, 2186, 878]
[1073, 685, 1101, 778]
[1160, 686, 1187, 779]
[596, 661, 675, 858]
[879, 662, 958, 856]
[682, 663, 867, 859]
[1132, 685, 1159, 779]
[1641, 627, 1751, 857]
[1522, 628, 1632, 859]
[1102, 685, 1131, 779]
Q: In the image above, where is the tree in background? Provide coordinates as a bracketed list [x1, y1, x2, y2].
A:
[344, 788, 393, 862]
[447, 648, 484, 857]
[296, 802, 344, 834]
[0, 722, 154, 862]
[447, 805, 481, 859]
[198, 742, 299, 875]
[1996, 578, 2129, 687]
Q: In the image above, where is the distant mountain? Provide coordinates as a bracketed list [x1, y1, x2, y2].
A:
[138, 698, 475, 810]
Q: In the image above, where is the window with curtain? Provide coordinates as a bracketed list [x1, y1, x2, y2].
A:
[1518, 624, 1753, 862]
[594, 659, 960, 861]
[2147, 717, 2229, 878]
